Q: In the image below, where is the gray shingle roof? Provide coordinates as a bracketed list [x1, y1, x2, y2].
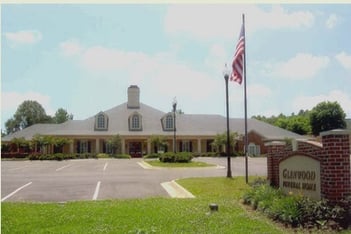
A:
[1, 102, 304, 141]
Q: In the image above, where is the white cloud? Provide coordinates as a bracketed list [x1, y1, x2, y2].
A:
[59, 39, 83, 57]
[248, 84, 272, 97]
[66, 43, 219, 101]
[164, 5, 315, 40]
[1, 91, 54, 115]
[205, 44, 228, 71]
[292, 90, 351, 117]
[326, 14, 338, 29]
[272, 53, 330, 79]
[335, 51, 351, 70]
[5, 30, 42, 47]
[249, 5, 314, 31]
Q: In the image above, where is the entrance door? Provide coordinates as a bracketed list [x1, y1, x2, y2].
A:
[129, 142, 142, 158]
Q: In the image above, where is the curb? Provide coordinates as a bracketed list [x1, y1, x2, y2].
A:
[161, 180, 195, 198]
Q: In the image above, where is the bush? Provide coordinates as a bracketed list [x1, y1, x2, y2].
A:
[269, 195, 301, 227]
[242, 183, 349, 230]
[97, 153, 110, 158]
[111, 154, 131, 159]
[158, 152, 193, 163]
[159, 152, 175, 162]
[175, 152, 193, 163]
[2, 152, 29, 159]
[143, 153, 160, 159]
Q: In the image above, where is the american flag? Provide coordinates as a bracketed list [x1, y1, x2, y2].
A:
[230, 23, 245, 84]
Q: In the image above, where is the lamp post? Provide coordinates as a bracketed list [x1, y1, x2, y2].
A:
[223, 64, 232, 178]
[172, 97, 177, 153]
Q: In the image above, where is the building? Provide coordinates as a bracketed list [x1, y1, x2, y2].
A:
[2, 85, 304, 157]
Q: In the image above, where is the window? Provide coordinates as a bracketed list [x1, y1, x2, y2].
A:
[161, 114, 174, 131]
[80, 140, 89, 153]
[97, 114, 105, 129]
[248, 143, 260, 156]
[166, 115, 174, 129]
[132, 115, 140, 129]
[95, 112, 108, 131]
[129, 112, 142, 131]
[181, 141, 191, 152]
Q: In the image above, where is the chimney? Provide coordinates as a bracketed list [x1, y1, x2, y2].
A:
[127, 85, 140, 109]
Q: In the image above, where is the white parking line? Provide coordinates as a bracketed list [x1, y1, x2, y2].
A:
[103, 162, 108, 171]
[92, 181, 101, 200]
[55, 164, 71, 172]
[1, 182, 33, 202]
[10, 166, 29, 171]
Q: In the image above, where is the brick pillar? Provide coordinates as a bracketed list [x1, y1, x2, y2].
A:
[265, 141, 286, 187]
[321, 130, 351, 204]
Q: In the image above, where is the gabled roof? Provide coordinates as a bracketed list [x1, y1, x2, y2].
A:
[1, 124, 60, 141]
[1, 102, 304, 141]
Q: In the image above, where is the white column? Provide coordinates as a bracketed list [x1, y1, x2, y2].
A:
[69, 141, 74, 154]
[121, 138, 126, 154]
[95, 139, 100, 154]
[147, 140, 151, 155]
[197, 138, 202, 154]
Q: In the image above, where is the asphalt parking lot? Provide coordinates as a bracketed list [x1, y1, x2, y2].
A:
[1, 157, 267, 202]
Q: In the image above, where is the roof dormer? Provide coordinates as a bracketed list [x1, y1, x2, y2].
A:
[94, 111, 109, 131]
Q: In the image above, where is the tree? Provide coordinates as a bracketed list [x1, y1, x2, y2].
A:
[150, 135, 168, 153]
[10, 137, 29, 153]
[107, 134, 122, 155]
[212, 131, 240, 155]
[253, 110, 312, 135]
[53, 137, 72, 153]
[53, 108, 73, 124]
[5, 118, 20, 135]
[286, 116, 311, 135]
[310, 101, 346, 136]
[5, 100, 51, 134]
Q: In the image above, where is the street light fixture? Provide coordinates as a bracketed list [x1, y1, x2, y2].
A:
[223, 64, 232, 178]
[172, 97, 177, 153]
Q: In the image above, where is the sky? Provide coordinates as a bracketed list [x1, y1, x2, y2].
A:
[2, 4, 351, 131]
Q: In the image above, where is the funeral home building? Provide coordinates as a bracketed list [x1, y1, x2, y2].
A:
[2, 85, 304, 157]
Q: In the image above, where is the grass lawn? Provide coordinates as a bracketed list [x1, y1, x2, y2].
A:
[2, 177, 348, 234]
[145, 159, 215, 168]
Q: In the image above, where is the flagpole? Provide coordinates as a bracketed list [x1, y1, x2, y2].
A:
[242, 14, 249, 184]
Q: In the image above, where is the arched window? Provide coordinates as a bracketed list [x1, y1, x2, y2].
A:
[129, 112, 142, 131]
[166, 115, 174, 129]
[132, 115, 140, 129]
[97, 114, 105, 129]
[161, 113, 174, 131]
[95, 112, 108, 131]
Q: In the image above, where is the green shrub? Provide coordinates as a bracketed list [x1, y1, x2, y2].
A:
[175, 152, 193, 163]
[111, 154, 131, 159]
[269, 195, 301, 227]
[159, 152, 175, 162]
[29, 154, 40, 160]
[298, 197, 347, 229]
[143, 153, 160, 159]
[242, 183, 349, 230]
[158, 152, 193, 163]
[29, 153, 75, 161]
[53, 153, 64, 161]
[97, 153, 110, 158]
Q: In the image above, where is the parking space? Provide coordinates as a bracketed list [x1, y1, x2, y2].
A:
[1, 157, 267, 202]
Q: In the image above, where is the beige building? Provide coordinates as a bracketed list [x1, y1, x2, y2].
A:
[2, 85, 304, 157]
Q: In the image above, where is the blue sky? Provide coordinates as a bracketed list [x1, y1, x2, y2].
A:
[2, 4, 351, 130]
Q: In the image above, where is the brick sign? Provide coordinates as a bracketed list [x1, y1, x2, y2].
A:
[279, 155, 321, 199]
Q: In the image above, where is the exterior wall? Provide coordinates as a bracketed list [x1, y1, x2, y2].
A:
[266, 141, 286, 187]
[248, 131, 267, 154]
[266, 130, 351, 204]
[320, 131, 351, 203]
